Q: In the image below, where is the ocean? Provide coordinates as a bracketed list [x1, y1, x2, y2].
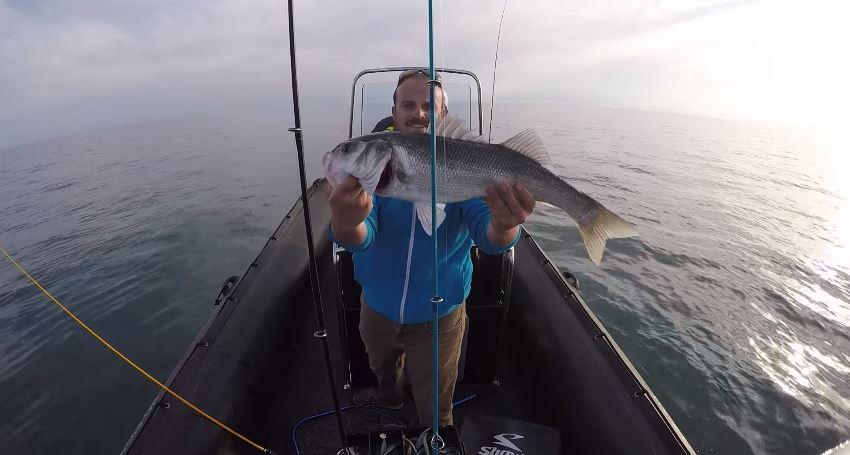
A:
[0, 103, 847, 454]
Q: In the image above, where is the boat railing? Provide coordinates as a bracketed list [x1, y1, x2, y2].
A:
[348, 67, 484, 138]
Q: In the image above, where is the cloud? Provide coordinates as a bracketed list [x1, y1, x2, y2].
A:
[0, 0, 296, 147]
[0, 0, 847, 149]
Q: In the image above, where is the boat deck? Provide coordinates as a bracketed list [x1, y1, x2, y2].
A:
[263, 257, 537, 453]
[122, 184, 692, 455]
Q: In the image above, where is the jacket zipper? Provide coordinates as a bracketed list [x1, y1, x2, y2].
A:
[398, 204, 416, 323]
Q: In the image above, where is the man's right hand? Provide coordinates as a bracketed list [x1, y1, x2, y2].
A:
[328, 176, 371, 245]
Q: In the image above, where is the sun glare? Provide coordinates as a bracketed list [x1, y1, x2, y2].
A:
[663, 0, 850, 130]
[742, 1, 850, 130]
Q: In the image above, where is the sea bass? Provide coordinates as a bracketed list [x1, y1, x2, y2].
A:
[323, 117, 637, 265]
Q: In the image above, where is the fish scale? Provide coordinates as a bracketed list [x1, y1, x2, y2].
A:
[324, 117, 638, 265]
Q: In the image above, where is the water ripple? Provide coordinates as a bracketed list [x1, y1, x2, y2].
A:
[3, 108, 849, 455]
[513, 104, 850, 454]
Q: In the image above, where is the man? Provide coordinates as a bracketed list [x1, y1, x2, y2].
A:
[385, 68, 448, 133]
[328, 69, 535, 427]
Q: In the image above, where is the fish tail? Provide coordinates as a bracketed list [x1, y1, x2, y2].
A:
[575, 205, 638, 265]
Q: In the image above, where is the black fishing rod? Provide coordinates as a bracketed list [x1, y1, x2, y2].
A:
[488, 0, 509, 143]
[284, 0, 348, 451]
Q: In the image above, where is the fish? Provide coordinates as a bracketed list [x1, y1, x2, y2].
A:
[323, 116, 637, 265]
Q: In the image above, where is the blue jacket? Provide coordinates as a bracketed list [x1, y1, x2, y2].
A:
[330, 195, 519, 324]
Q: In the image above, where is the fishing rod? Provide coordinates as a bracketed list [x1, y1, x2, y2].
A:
[0, 1, 346, 452]
[284, 0, 348, 451]
[426, 0, 444, 451]
[488, 0, 509, 143]
[0, 245, 278, 454]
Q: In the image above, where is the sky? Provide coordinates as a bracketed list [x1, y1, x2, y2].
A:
[1, 0, 849, 149]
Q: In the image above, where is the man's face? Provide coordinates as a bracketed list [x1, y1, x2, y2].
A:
[392, 76, 446, 133]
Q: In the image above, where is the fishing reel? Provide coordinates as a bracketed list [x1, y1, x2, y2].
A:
[342, 426, 465, 455]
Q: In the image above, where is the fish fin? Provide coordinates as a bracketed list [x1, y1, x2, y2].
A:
[501, 129, 550, 165]
[575, 206, 638, 265]
[460, 130, 484, 142]
[435, 116, 485, 142]
[415, 202, 446, 236]
[441, 118, 466, 138]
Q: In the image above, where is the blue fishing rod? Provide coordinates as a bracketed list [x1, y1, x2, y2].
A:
[426, 0, 444, 450]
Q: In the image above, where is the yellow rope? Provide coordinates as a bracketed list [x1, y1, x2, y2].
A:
[0, 244, 273, 454]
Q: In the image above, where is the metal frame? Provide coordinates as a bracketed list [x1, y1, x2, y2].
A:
[348, 67, 484, 139]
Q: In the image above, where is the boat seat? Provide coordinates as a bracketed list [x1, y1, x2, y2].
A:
[371, 116, 394, 132]
[336, 246, 514, 387]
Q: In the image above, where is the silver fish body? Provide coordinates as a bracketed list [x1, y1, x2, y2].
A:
[324, 120, 637, 265]
[375, 132, 589, 212]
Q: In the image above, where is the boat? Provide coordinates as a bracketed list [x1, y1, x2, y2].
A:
[121, 67, 695, 455]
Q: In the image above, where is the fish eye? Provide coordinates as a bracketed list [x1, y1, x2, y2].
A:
[342, 141, 359, 154]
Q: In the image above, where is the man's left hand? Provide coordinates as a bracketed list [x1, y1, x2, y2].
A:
[484, 182, 536, 231]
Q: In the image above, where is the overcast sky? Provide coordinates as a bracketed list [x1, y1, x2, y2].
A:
[1, 0, 848, 149]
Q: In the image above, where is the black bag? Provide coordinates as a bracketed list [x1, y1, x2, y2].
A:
[460, 414, 560, 455]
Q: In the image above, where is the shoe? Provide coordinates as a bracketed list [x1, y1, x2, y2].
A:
[352, 388, 404, 409]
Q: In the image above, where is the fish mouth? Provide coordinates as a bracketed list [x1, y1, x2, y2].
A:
[376, 161, 393, 192]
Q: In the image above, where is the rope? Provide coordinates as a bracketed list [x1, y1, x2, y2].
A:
[0, 245, 274, 454]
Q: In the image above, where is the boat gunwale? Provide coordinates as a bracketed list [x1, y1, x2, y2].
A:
[120, 180, 324, 455]
[517, 228, 695, 454]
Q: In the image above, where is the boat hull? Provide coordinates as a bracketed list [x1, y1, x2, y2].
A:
[122, 179, 693, 455]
